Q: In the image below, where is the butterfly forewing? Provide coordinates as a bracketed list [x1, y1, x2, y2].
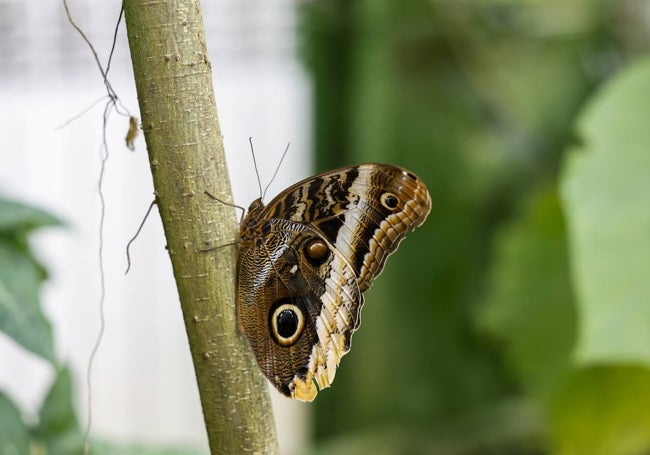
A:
[263, 164, 431, 290]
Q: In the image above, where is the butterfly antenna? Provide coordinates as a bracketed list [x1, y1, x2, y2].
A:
[262, 141, 291, 201]
[249, 137, 264, 199]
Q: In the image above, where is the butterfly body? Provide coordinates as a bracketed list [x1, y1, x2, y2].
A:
[236, 163, 431, 401]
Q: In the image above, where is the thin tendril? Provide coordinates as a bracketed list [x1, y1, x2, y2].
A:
[83, 100, 113, 454]
[61, 2, 127, 453]
[125, 199, 157, 275]
[55, 95, 110, 130]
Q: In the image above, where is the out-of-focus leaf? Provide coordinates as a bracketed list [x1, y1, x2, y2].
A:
[0, 390, 30, 455]
[560, 58, 650, 365]
[549, 366, 650, 455]
[0, 242, 55, 362]
[313, 400, 542, 455]
[0, 196, 59, 361]
[478, 186, 575, 398]
[303, 0, 650, 449]
[36, 367, 83, 455]
[0, 197, 61, 233]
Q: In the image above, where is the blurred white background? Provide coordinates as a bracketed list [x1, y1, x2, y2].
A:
[0, 0, 311, 453]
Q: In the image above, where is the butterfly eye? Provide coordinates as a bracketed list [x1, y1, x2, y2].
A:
[303, 238, 330, 266]
[380, 192, 400, 210]
[270, 302, 305, 346]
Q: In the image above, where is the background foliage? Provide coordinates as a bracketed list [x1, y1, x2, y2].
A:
[2, 1, 650, 454]
[301, 1, 650, 453]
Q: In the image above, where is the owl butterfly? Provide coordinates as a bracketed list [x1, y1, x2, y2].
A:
[237, 163, 431, 401]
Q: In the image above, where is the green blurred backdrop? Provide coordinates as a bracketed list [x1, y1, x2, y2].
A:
[300, 1, 650, 454]
[2, 1, 650, 453]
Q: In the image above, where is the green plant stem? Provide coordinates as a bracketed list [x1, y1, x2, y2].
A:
[122, 1, 278, 453]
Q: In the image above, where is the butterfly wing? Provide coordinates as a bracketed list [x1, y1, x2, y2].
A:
[238, 221, 362, 401]
[237, 163, 431, 401]
[262, 163, 431, 291]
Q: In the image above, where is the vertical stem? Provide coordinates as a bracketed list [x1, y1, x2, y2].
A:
[123, 1, 278, 453]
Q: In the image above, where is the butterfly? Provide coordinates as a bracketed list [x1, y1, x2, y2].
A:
[236, 163, 431, 401]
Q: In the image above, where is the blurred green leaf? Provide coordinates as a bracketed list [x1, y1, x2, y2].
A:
[0, 196, 59, 362]
[303, 0, 650, 451]
[560, 58, 650, 365]
[35, 367, 83, 455]
[549, 366, 650, 455]
[0, 197, 61, 233]
[0, 241, 56, 362]
[312, 400, 542, 455]
[478, 186, 576, 399]
[0, 391, 30, 455]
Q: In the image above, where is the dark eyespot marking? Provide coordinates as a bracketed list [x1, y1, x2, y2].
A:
[269, 299, 305, 346]
[380, 192, 399, 210]
[303, 238, 330, 266]
[277, 309, 298, 338]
